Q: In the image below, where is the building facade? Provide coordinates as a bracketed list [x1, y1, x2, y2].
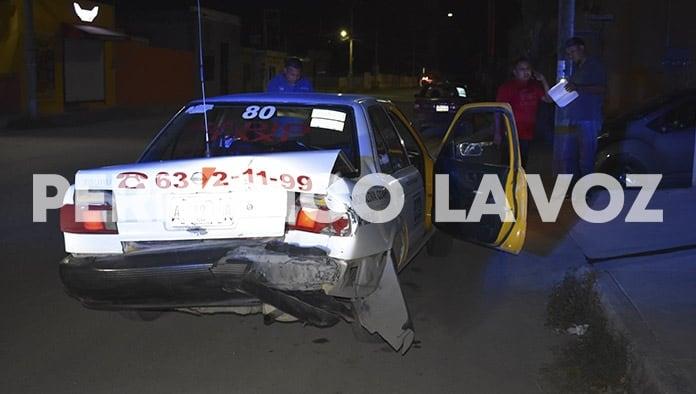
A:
[575, 0, 696, 114]
[1, 0, 119, 115]
[1, 1, 244, 116]
[116, 4, 243, 97]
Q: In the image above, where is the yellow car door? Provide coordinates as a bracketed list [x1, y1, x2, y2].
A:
[432, 102, 527, 254]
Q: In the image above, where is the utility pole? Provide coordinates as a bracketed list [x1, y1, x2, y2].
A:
[556, 0, 575, 82]
[409, 6, 416, 77]
[348, 38, 354, 78]
[483, 0, 496, 97]
[693, 126, 696, 186]
[340, 30, 355, 85]
[349, 2, 355, 85]
[373, 29, 379, 76]
[553, 0, 575, 174]
[487, 0, 496, 59]
[262, 9, 268, 49]
[23, 0, 38, 119]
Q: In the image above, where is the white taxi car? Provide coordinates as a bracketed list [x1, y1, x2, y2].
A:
[59, 93, 527, 353]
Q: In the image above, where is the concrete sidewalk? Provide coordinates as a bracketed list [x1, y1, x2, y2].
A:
[571, 187, 696, 392]
[571, 188, 696, 260]
[596, 251, 696, 393]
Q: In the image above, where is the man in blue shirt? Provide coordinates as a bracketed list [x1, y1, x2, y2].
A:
[553, 37, 607, 180]
[266, 57, 314, 93]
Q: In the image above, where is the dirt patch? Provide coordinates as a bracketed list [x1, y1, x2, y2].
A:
[540, 271, 632, 393]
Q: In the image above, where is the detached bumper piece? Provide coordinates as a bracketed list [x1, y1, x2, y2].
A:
[352, 253, 415, 355]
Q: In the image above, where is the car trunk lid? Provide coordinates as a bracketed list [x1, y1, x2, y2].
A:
[74, 150, 341, 242]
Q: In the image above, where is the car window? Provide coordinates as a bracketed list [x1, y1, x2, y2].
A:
[418, 84, 463, 99]
[447, 110, 510, 167]
[649, 100, 696, 132]
[368, 105, 409, 173]
[619, 94, 673, 121]
[426, 87, 443, 98]
[388, 110, 419, 154]
[446, 87, 459, 98]
[387, 108, 424, 176]
[455, 86, 467, 98]
[141, 104, 359, 169]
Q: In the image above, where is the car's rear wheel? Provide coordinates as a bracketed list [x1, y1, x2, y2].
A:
[118, 310, 164, 322]
[426, 229, 453, 257]
[602, 157, 647, 187]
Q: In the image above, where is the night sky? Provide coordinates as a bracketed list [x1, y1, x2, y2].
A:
[113, 0, 521, 77]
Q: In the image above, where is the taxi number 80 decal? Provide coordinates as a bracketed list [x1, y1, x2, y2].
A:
[242, 105, 276, 120]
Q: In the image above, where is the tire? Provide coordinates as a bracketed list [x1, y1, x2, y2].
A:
[426, 229, 453, 257]
[118, 310, 164, 322]
[602, 157, 646, 188]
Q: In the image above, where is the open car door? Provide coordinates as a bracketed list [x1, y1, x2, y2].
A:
[432, 102, 527, 254]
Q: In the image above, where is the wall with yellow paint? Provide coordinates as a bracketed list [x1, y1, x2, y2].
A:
[0, 1, 23, 113]
[0, 0, 117, 114]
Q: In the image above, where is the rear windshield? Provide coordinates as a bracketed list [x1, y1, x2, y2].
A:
[417, 84, 465, 99]
[617, 94, 673, 121]
[141, 103, 359, 167]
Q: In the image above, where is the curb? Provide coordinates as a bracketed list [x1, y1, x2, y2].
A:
[594, 269, 695, 393]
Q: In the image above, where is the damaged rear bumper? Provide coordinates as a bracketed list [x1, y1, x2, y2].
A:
[59, 239, 414, 353]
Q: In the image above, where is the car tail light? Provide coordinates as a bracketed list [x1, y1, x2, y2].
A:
[60, 191, 118, 234]
[288, 194, 351, 236]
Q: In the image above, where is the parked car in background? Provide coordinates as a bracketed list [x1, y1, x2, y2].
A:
[414, 82, 472, 135]
[596, 89, 696, 187]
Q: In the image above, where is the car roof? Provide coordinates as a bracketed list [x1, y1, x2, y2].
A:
[189, 92, 377, 106]
[425, 81, 466, 88]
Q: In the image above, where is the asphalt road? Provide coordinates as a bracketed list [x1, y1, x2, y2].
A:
[0, 105, 584, 393]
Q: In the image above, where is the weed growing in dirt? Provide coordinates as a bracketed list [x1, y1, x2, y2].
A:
[541, 270, 631, 393]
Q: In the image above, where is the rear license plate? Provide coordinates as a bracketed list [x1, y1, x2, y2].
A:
[435, 104, 449, 112]
[164, 191, 287, 236]
[166, 194, 236, 229]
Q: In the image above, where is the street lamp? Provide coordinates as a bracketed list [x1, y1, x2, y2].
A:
[339, 29, 354, 80]
[447, 12, 454, 18]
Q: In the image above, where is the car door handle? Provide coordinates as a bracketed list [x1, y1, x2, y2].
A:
[458, 141, 495, 157]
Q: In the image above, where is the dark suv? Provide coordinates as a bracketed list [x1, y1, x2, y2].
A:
[413, 82, 471, 136]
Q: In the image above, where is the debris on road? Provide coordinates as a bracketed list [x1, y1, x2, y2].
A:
[542, 270, 632, 393]
[566, 324, 589, 337]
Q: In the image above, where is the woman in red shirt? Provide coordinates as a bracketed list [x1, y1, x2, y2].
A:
[496, 57, 551, 169]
